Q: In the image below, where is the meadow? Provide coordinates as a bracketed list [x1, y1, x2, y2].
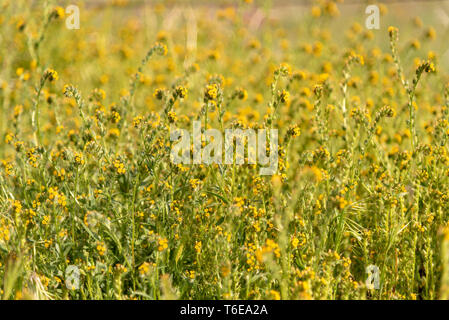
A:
[0, 0, 449, 300]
